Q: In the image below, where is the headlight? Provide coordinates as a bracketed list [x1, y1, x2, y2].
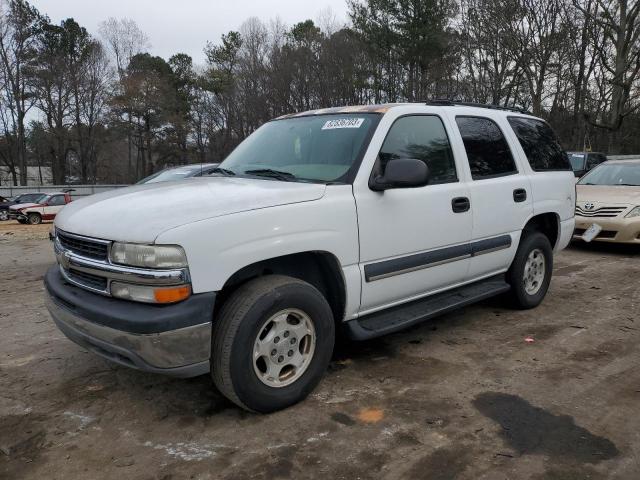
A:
[111, 282, 191, 304]
[110, 243, 188, 269]
[625, 206, 640, 218]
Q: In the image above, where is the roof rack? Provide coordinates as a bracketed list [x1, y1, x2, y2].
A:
[425, 99, 531, 115]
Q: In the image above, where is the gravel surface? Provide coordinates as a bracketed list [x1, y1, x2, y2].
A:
[1, 228, 639, 479]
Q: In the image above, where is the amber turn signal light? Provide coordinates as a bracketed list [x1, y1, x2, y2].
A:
[153, 285, 191, 304]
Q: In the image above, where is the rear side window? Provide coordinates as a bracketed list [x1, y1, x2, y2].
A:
[455, 116, 517, 179]
[507, 117, 571, 171]
[48, 195, 66, 206]
[587, 154, 605, 169]
[378, 115, 457, 184]
[569, 153, 586, 171]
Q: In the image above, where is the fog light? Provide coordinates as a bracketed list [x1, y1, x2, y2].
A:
[111, 282, 191, 304]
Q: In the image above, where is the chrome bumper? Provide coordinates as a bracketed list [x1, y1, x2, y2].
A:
[45, 292, 211, 378]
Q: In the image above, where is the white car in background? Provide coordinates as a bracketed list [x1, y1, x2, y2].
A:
[136, 163, 220, 184]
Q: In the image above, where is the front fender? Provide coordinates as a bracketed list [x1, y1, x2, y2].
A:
[154, 185, 359, 295]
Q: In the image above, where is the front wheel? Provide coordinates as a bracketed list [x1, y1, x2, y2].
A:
[27, 213, 42, 225]
[507, 232, 553, 309]
[211, 275, 335, 412]
[0, 210, 8, 221]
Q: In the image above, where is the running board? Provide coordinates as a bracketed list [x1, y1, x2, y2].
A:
[345, 275, 511, 340]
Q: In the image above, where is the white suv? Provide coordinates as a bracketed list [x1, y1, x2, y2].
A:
[45, 102, 575, 412]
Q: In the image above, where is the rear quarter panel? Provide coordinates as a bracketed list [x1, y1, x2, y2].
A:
[528, 171, 576, 251]
[502, 117, 576, 248]
[529, 171, 576, 222]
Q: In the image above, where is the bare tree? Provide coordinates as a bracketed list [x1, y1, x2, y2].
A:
[73, 41, 113, 182]
[0, 95, 18, 185]
[98, 17, 149, 78]
[458, 0, 524, 105]
[0, 0, 44, 184]
[575, 0, 640, 130]
[99, 17, 149, 181]
[31, 19, 75, 184]
[498, 0, 570, 115]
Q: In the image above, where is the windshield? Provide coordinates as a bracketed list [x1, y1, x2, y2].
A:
[578, 162, 640, 186]
[137, 166, 204, 184]
[219, 114, 380, 183]
[569, 153, 586, 171]
[17, 193, 47, 204]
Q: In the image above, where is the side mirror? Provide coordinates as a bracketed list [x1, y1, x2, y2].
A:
[369, 158, 430, 191]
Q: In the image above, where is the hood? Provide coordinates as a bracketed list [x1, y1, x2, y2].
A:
[55, 177, 326, 243]
[10, 202, 40, 211]
[576, 184, 640, 206]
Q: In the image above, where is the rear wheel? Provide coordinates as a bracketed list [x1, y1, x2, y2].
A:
[27, 213, 42, 225]
[211, 275, 335, 412]
[507, 232, 553, 309]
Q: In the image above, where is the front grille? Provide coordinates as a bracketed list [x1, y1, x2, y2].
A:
[575, 206, 626, 217]
[57, 231, 108, 260]
[67, 268, 108, 291]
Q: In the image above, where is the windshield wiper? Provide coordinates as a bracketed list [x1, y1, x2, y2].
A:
[615, 183, 639, 186]
[209, 167, 236, 176]
[244, 168, 297, 181]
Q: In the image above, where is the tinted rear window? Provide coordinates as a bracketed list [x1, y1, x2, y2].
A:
[455, 116, 517, 179]
[508, 117, 571, 171]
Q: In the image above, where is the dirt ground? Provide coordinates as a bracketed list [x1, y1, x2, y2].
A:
[1, 221, 639, 480]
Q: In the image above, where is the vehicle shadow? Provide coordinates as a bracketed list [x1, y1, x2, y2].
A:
[567, 240, 639, 256]
[77, 302, 488, 420]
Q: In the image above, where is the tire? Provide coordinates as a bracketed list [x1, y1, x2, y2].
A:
[17, 219, 27, 224]
[507, 231, 553, 309]
[0, 210, 8, 221]
[211, 275, 335, 413]
[27, 213, 42, 225]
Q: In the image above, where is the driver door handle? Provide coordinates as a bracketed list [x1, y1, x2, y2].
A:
[452, 197, 470, 213]
[513, 188, 527, 203]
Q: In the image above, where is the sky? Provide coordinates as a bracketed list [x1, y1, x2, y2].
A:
[30, 0, 350, 65]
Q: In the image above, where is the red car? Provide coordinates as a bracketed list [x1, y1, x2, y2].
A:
[9, 192, 73, 224]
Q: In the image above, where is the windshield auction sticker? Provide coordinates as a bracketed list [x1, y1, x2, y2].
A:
[322, 118, 365, 130]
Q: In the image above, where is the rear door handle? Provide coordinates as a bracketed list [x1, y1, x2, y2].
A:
[452, 197, 470, 213]
[513, 188, 527, 203]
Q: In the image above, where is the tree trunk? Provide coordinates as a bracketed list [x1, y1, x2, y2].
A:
[17, 110, 26, 185]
